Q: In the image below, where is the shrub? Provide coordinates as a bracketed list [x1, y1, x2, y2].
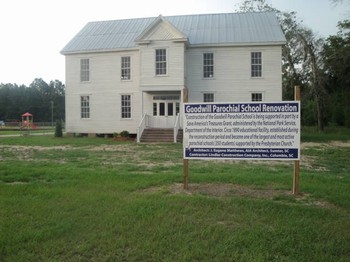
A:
[120, 130, 129, 137]
[55, 120, 63, 137]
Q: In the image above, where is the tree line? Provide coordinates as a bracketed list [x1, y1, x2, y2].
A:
[0, 78, 65, 123]
[237, 0, 350, 130]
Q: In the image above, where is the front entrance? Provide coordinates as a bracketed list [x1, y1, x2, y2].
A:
[151, 95, 180, 128]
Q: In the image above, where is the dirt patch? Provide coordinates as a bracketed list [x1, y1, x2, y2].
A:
[141, 183, 291, 198]
[301, 141, 350, 149]
[140, 183, 335, 209]
[4, 181, 29, 185]
[86, 144, 134, 152]
[329, 140, 350, 147]
[168, 183, 291, 198]
[1, 145, 73, 151]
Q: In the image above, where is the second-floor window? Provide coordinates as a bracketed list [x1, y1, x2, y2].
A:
[80, 58, 90, 82]
[251, 52, 262, 77]
[121, 56, 131, 80]
[203, 53, 214, 78]
[155, 49, 167, 75]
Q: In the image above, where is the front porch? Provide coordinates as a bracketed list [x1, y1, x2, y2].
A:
[137, 89, 186, 143]
[137, 114, 182, 143]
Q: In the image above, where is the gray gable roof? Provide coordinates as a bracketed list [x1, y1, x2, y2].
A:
[61, 12, 286, 55]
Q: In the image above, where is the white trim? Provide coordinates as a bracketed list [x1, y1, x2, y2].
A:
[250, 51, 263, 78]
[202, 51, 215, 80]
[120, 55, 132, 81]
[120, 94, 133, 120]
[154, 47, 168, 77]
[80, 58, 91, 83]
[250, 91, 265, 101]
[80, 94, 91, 119]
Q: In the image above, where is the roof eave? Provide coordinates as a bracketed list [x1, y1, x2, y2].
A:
[188, 41, 286, 48]
[135, 37, 188, 45]
[60, 47, 140, 56]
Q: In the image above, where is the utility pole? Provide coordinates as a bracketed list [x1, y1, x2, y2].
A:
[51, 101, 54, 126]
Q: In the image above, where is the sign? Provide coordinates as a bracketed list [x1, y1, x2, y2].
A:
[183, 102, 300, 160]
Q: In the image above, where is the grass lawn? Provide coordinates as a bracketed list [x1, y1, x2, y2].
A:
[0, 130, 350, 261]
[0, 128, 55, 136]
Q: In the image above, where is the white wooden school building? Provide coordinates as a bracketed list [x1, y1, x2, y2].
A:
[61, 12, 286, 142]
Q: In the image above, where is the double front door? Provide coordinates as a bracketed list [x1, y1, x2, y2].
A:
[151, 96, 180, 128]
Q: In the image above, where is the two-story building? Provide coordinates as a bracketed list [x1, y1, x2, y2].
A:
[61, 12, 286, 141]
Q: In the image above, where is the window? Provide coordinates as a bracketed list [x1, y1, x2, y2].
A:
[203, 53, 214, 78]
[153, 95, 180, 101]
[155, 49, 167, 75]
[167, 103, 174, 116]
[153, 103, 157, 116]
[80, 96, 90, 118]
[80, 58, 90, 82]
[203, 93, 214, 102]
[251, 52, 262, 77]
[121, 95, 131, 119]
[121, 56, 131, 80]
[152, 96, 180, 117]
[159, 102, 165, 116]
[251, 93, 263, 101]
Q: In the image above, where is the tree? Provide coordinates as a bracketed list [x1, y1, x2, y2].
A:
[49, 80, 66, 121]
[0, 79, 65, 122]
[296, 28, 327, 130]
[323, 20, 350, 126]
[235, 0, 328, 130]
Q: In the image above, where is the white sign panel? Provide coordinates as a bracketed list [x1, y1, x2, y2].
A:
[183, 102, 300, 160]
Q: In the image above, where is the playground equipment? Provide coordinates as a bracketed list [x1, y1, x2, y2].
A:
[21, 112, 36, 136]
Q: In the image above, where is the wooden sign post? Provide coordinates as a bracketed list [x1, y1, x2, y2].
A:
[183, 86, 189, 190]
[293, 86, 301, 195]
[184, 158, 189, 190]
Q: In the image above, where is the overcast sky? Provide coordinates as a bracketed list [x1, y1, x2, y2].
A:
[0, 0, 347, 86]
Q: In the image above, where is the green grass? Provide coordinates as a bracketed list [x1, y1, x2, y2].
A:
[301, 126, 350, 142]
[0, 127, 56, 136]
[0, 133, 350, 261]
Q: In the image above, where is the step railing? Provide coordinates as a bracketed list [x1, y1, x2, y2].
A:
[137, 114, 149, 143]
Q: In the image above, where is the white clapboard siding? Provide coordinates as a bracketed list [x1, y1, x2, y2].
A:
[139, 41, 185, 88]
[185, 46, 282, 103]
[65, 51, 141, 134]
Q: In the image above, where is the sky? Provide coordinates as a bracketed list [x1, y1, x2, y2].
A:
[0, 0, 347, 86]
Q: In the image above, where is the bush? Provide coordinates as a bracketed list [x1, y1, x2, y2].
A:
[120, 130, 129, 137]
[55, 120, 63, 137]
[301, 100, 317, 126]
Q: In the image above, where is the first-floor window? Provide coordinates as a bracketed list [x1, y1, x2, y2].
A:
[203, 93, 214, 102]
[81, 96, 90, 118]
[121, 95, 131, 118]
[251, 93, 263, 101]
